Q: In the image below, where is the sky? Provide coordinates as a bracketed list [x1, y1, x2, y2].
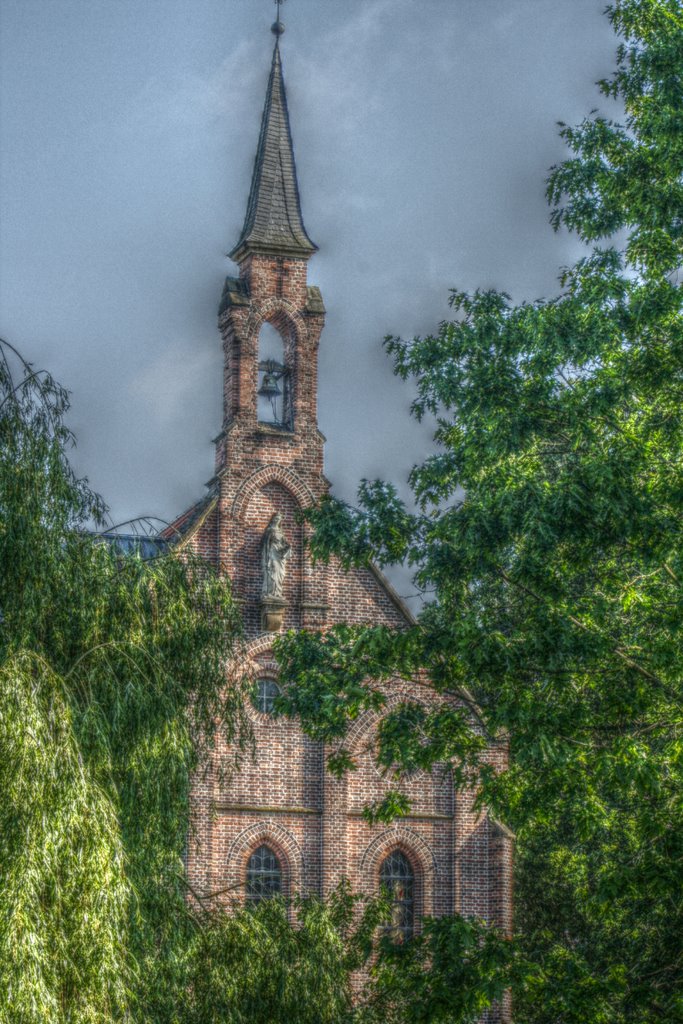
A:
[0, 0, 619, 589]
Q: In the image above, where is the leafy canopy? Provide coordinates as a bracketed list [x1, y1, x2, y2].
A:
[0, 336, 248, 1022]
[0, 339, 516, 1024]
[275, 2, 683, 1021]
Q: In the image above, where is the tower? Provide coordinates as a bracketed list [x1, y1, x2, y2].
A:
[213, 22, 329, 638]
[167, 20, 512, 1012]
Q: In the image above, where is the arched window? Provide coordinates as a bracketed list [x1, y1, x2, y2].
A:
[257, 323, 291, 429]
[252, 677, 281, 715]
[246, 845, 282, 903]
[380, 850, 415, 942]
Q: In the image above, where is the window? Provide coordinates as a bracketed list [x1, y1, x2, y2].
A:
[380, 850, 414, 942]
[246, 845, 282, 903]
[252, 678, 281, 715]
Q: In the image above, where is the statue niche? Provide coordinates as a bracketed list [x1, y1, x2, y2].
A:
[260, 512, 291, 631]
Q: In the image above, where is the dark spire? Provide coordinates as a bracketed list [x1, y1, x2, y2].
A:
[229, 26, 317, 263]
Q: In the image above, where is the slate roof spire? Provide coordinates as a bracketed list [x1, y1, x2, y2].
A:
[229, 23, 317, 263]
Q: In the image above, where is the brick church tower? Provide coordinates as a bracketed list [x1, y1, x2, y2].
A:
[168, 18, 512, 1006]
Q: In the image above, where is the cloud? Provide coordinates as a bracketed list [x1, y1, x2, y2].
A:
[2, 0, 620, 528]
[117, 37, 263, 137]
[129, 339, 216, 429]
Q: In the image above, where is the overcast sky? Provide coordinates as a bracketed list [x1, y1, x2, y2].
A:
[1, 0, 619, 560]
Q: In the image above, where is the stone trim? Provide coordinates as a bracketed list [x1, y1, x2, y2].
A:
[347, 809, 451, 822]
[367, 561, 416, 625]
[166, 494, 218, 550]
[215, 804, 321, 816]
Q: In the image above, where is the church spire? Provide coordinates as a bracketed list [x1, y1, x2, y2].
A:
[229, 21, 317, 263]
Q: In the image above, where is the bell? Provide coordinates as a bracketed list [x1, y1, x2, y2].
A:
[258, 372, 282, 400]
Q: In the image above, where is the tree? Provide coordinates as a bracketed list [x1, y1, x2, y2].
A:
[0, 337, 247, 1022]
[358, 915, 520, 1024]
[186, 883, 383, 1024]
[0, 339, 515, 1024]
[275, 2, 683, 1021]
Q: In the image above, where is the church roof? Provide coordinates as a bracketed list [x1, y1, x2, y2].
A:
[96, 534, 169, 560]
[158, 483, 218, 544]
[229, 39, 317, 262]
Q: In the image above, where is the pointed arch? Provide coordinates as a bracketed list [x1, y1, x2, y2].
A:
[227, 819, 304, 896]
[247, 298, 307, 342]
[360, 825, 438, 880]
[344, 690, 430, 754]
[360, 826, 438, 920]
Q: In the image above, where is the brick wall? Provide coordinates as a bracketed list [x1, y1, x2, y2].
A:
[177, 250, 512, 1022]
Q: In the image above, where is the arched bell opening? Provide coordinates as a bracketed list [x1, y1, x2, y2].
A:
[257, 322, 292, 429]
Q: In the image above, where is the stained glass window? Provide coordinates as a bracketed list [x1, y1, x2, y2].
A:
[246, 845, 282, 903]
[380, 850, 414, 942]
[253, 678, 281, 715]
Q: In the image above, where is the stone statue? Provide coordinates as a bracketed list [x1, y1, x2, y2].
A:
[260, 512, 291, 600]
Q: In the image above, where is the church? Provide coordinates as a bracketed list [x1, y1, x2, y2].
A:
[162, 12, 512, 997]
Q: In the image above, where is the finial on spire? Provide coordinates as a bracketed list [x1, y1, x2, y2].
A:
[229, 0, 317, 263]
[272, 0, 285, 37]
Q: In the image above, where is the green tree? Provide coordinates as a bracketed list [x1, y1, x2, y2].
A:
[0, 339, 513, 1024]
[186, 884, 385, 1024]
[275, 2, 683, 1021]
[359, 915, 520, 1024]
[186, 886, 521, 1024]
[0, 337, 247, 1022]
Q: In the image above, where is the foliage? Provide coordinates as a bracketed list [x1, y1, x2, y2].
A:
[0, 651, 130, 1022]
[185, 884, 520, 1024]
[0, 338, 248, 1022]
[186, 883, 386, 1024]
[359, 916, 524, 1024]
[275, 2, 683, 1021]
[0, 338, 517, 1024]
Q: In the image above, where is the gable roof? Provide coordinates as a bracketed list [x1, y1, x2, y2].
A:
[158, 483, 218, 546]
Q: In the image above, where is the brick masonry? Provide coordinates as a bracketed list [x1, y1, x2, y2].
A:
[167, 33, 513, 1021]
[171, 246, 513, 1023]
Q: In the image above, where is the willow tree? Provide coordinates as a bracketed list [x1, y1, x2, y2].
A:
[276, 2, 683, 1021]
[0, 338, 248, 1022]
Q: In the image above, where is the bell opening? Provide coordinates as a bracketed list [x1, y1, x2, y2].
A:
[257, 324, 292, 428]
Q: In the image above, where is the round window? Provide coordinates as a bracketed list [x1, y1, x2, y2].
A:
[252, 678, 281, 715]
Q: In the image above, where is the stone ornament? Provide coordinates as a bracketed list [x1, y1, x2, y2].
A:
[260, 512, 291, 599]
[260, 512, 291, 632]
